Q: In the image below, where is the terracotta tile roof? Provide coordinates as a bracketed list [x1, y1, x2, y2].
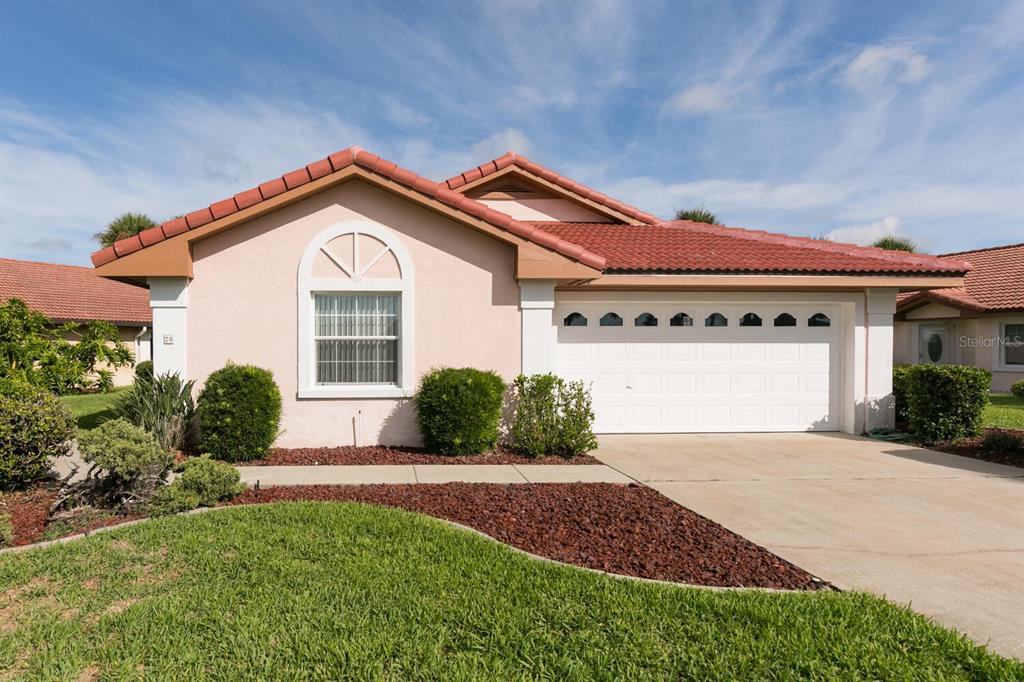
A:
[531, 221, 971, 275]
[896, 243, 1024, 312]
[91, 147, 607, 271]
[1, 258, 150, 325]
[445, 152, 660, 224]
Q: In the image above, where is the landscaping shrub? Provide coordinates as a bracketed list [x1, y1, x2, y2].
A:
[177, 456, 245, 506]
[892, 364, 911, 428]
[415, 367, 506, 455]
[509, 374, 598, 458]
[904, 365, 991, 444]
[75, 419, 172, 508]
[197, 363, 282, 462]
[980, 432, 1022, 453]
[134, 360, 153, 383]
[0, 513, 12, 548]
[0, 298, 133, 394]
[115, 371, 197, 452]
[0, 379, 75, 490]
[147, 485, 200, 517]
[1012, 380, 1024, 401]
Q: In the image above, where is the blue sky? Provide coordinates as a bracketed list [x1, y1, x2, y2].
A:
[1, 0, 1021, 266]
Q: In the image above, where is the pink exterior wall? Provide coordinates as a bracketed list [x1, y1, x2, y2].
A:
[477, 198, 612, 222]
[188, 181, 522, 447]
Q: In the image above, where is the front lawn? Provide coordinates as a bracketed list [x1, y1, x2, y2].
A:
[1, 503, 1017, 679]
[982, 393, 1024, 430]
[59, 387, 127, 430]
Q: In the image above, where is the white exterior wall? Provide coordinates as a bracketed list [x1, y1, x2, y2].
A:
[520, 280, 557, 375]
[148, 277, 188, 379]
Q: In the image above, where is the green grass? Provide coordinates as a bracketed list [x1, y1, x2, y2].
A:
[59, 387, 127, 430]
[0, 503, 1018, 680]
[982, 393, 1024, 430]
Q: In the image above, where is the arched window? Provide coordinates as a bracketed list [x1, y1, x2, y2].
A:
[705, 313, 728, 327]
[739, 313, 762, 327]
[774, 313, 797, 327]
[563, 312, 587, 327]
[298, 221, 414, 398]
[600, 312, 623, 327]
[808, 313, 831, 327]
[635, 312, 658, 327]
[670, 312, 693, 327]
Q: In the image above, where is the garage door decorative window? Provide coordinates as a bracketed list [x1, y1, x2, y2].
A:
[774, 313, 797, 327]
[705, 313, 728, 327]
[670, 312, 693, 327]
[739, 313, 762, 327]
[563, 312, 587, 326]
[808, 313, 831, 327]
[635, 313, 658, 327]
[600, 312, 623, 327]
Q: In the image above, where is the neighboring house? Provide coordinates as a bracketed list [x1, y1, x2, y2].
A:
[0, 258, 152, 386]
[894, 243, 1024, 392]
[90, 148, 968, 446]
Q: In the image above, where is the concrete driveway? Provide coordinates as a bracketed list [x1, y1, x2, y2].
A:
[594, 433, 1024, 659]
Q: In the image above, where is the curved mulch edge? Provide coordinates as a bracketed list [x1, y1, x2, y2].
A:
[4, 484, 833, 592]
[0, 503, 802, 594]
[247, 445, 599, 466]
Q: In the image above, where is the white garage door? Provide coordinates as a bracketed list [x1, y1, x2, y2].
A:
[556, 302, 841, 433]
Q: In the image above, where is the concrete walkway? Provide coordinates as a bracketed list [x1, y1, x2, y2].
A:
[594, 433, 1024, 660]
[235, 464, 634, 486]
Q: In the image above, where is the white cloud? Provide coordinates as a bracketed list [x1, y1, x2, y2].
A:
[470, 128, 531, 161]
[665, 84, 730, 114]
[825, 216, 902, 245]
[844, 45, 930, 90]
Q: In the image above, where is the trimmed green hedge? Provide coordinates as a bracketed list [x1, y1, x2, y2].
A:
[0, 379, 75, 490]
[892, 364, 911, 428]
[1012, 380, 1024, 401]
[415, 368, 505, 455]
[509, 373, 598, 458]
[904, 364, 991, 444]
[198, 363, 281, 462]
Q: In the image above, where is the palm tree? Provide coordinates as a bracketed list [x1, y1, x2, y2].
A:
[674, 204, 718, 224]
[95, 212, 157, 248]
[871, 235, 918, 252]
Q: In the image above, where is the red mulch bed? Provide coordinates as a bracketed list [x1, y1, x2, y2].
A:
[922, 428, 1024, 468]
[248, 446, 599, 466]
[0, 484, 139, 548]
[227, 483, 831, 590]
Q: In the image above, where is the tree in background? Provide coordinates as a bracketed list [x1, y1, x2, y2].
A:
[95, 212, 157, 248]
[674, 204, 719, 224]
[871, 235, 918, 252]
[0, 299, 133, 394]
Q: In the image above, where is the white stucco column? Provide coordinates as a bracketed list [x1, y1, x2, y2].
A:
[520, 280, 557, 375]
[855, 288, 897, 432]
[148, 277, 189, 380]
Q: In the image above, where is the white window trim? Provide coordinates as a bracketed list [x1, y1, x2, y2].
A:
[995, 316, 1024, 372]
[297, 221, 414, 399]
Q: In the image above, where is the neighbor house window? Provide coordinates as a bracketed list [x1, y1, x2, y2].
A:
[635, 313, 658, 327]
[808, 313, 831, 327]
[705, 313, 728, 327]
[564, 312, 588, 326]
[1004, 323, 1024, 366]
[600, 312, 623, 327]
[670, 312, 693, 327]
[774, 313, 796, 327]
[315, 294, 399, 384]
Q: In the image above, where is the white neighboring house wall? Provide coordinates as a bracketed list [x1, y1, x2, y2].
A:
[148, 277, 188, 379]
[859, 288, 897, 432]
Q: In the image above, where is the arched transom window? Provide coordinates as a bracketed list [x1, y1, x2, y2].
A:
[298, 221, 414, 398]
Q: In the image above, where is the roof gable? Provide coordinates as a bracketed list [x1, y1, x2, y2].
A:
[897, 243, 1024, 312]
[90, 148, 606, 276]
[445, 152, 659, 225]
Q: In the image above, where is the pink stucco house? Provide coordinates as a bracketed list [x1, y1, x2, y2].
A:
[91, 148, 968, 447]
